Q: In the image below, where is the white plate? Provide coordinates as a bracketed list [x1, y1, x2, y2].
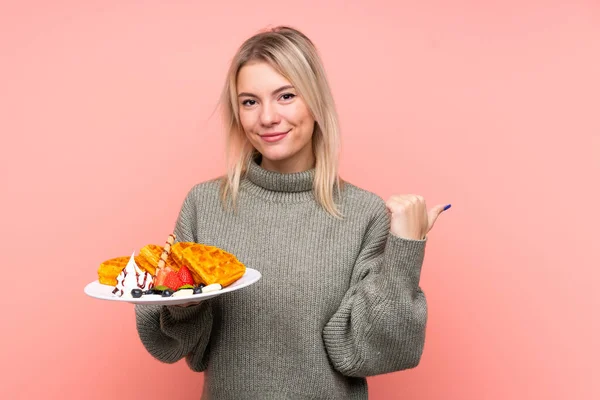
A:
[84, 268, 261, 306]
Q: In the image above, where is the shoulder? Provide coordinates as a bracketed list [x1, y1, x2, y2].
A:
[187, 177, 222, 196]
[180, 176, 224, 206]
[339, 181, 388, 219]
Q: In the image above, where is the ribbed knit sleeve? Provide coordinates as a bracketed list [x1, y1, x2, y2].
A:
[322, 201, 428, 377]
[134, 186, 214, 372]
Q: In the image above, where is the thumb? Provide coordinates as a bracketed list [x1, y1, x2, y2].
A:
[427, 204, 451, 232]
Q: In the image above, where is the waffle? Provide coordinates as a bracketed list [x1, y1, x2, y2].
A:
[183, 244, 246, 287]
[135, 244, 177, 275]
[97, 256, 130, 286]
[170, 242, 195, 268]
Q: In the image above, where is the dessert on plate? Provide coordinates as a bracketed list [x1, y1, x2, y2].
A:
[97, 234, 246, 299]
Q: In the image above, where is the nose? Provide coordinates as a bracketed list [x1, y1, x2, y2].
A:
[259, 102, 280, 126]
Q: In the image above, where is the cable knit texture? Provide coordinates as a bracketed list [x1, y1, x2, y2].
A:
[134, 159, 428, 399]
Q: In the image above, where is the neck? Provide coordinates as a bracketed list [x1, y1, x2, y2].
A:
[243, 156, 315, 200]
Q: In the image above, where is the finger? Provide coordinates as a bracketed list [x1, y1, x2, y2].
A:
[427, 204, 451, 232]
[385, 198, 405, 212]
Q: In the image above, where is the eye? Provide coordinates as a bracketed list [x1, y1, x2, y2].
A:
[241, 99, 256, 107]
[280, 93, 296, 101]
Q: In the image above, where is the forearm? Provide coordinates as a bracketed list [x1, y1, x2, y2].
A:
[323, 235, 428, 377]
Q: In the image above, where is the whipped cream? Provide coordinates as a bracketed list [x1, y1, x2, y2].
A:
[113, 252, 153, 297]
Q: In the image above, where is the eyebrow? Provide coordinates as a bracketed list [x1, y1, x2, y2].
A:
[238, 85, 295, 98]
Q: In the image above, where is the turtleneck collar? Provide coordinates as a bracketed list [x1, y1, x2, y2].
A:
[242, 156, 316, 202]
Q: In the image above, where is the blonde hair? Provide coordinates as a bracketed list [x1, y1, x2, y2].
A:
[219, 26, 344, 218]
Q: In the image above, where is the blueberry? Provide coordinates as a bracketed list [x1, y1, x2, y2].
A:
[143, 289, 155, 295]
[193, 286, 203, 295]
[162, 289, 173, 297]
[131, 289, 143, 298]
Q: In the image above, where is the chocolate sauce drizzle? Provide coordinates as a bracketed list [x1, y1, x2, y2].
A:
[113, 266, 152, 297]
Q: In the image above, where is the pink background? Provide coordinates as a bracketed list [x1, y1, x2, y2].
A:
[2, 1, 599, 399]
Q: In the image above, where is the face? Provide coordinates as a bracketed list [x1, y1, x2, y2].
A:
[237, 61, 316, 173]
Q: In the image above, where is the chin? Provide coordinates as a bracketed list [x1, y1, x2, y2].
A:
[258, 148, 293, 162]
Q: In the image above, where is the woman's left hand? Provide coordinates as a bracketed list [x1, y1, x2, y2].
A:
[385, 195, 450, 240]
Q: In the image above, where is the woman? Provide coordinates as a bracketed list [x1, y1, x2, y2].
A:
[135, 26, 450, 399]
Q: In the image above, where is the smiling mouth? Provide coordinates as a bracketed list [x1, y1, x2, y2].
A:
[261, 130, 290, 137]
[259, 130, 290, 143]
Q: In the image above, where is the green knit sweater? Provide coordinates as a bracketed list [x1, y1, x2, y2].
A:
[134, 159, 428, 399]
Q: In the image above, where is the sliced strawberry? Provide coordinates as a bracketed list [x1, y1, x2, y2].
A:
[154, 266, 173, 287]
[177, 265, 194, 286]
[163, 271, 183, 291]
